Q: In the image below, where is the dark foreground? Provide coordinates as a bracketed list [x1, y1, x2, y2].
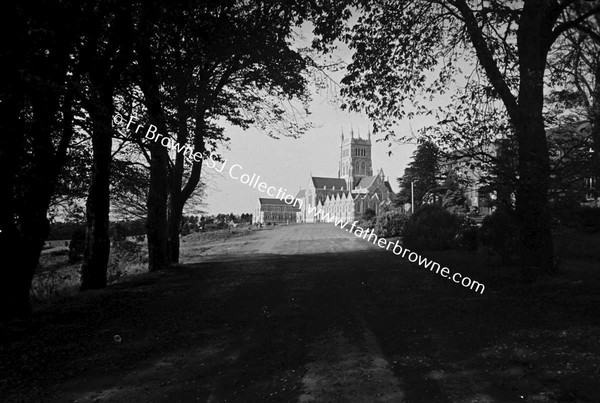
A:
[1, 224, 600, 402]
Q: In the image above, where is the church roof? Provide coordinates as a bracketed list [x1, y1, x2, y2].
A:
[258, 198, 300, 210]
[356, 176, 377, 189]
[295, 189, 305, 198]
[311, 176, 347, 190]
[384, 181, 393, 193]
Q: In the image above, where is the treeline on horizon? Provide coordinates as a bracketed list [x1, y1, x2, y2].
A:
[48, 213, 253, 241]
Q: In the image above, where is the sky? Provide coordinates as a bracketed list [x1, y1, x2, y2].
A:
[200, 23, 428, 216]
[201, 98, 418, 215]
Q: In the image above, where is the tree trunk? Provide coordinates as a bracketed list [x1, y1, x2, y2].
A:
[0, 89, 71, 318]
[514, 7, 555, 280]
[0, 95, 39, 319]
[81, 89, 113, 290]
[0, 1, 79, 317]
[147, 143, 170, 271]
[166, 121, 205, 263]
[135, 0, 170, 272]
[167, 195, 183, 263]
[166, 107, 189, 264]
[513, 118, 554, 279]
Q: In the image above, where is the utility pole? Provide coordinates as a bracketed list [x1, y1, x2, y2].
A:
[411, 180, 415, 214]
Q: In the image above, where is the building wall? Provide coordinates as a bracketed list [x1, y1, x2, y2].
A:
[255, 202, 299, 225]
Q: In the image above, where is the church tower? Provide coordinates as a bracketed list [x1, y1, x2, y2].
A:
[338, 127, 373, 190]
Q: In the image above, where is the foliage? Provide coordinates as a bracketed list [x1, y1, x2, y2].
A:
[395, 141, 440, 208]
[479, 208, 519, 264]
[440, 169, 469, 215]
[49, 222, 85, 241]
[340, 0, 600, 276]
[574, 206, 600, 233]
[29, 267, 74, 304]
[373, 210, 409, 238]
[402, 204, 461, 251]
[547, 122, 595, 202]
[181, 215, 201, 236]
[362, 208, 376, 222]
[547, 9, 600, 194]
[107, 240, 145, 283]
[457, 213, 479, 252]
[239, 213, 253, 223]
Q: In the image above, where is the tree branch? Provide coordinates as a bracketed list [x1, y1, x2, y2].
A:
[450, 0, 519, 120]
[553, 4, 600, 40]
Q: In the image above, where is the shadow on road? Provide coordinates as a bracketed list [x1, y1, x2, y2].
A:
[2, 226, 600, 402]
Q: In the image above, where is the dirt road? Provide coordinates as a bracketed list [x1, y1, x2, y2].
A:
[2, 224, 600, 402]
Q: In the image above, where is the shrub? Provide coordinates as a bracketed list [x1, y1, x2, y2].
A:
[457, 214, 479, 251]
[574, 206, 600, 233]
[107, 240, 144, 283]
[374, 210, 410, 238]
[363, 208, 376, 222]
[402, 204, 461, 250]
[30, 268, 62, 303]
[479, 208, 519, 263]
[68, 229, 86, 263]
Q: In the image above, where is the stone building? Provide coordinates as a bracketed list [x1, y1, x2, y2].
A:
[253, 198, 300, 225]
[296, 128, 394, 222]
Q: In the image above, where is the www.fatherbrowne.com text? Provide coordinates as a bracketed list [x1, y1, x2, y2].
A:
[306, 205, 486, 294]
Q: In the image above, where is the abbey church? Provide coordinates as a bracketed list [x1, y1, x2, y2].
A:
[295, 128, 395, 223]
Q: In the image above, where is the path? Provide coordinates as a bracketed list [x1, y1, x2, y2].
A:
[2, 224, 600, 402]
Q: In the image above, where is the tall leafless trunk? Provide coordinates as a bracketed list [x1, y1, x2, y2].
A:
[81, 88, 113, 289]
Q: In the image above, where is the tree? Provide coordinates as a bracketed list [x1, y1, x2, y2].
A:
[342, 0, 600, 279]
[134, 0, 171, 272]
[79, 0, 134, 290]
[395, 141, 440, 208]
[440, 170, 469, 214]
[547, 6, 600, 195]
[133, 0, 330, 265]
[0, 1, 83, 318]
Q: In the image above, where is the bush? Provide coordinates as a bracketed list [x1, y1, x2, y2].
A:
[107, 240, 144, 283]
[402, 204, 461, 251]
[574, 206, 600, 233]
[479, 208, 518, 263]
[457, 214, 479, 251]
[68, 229, 86, 263]
[30, 268, 62, 303]
[374, 210, 410, 238]
[363, 208, 376, 222]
